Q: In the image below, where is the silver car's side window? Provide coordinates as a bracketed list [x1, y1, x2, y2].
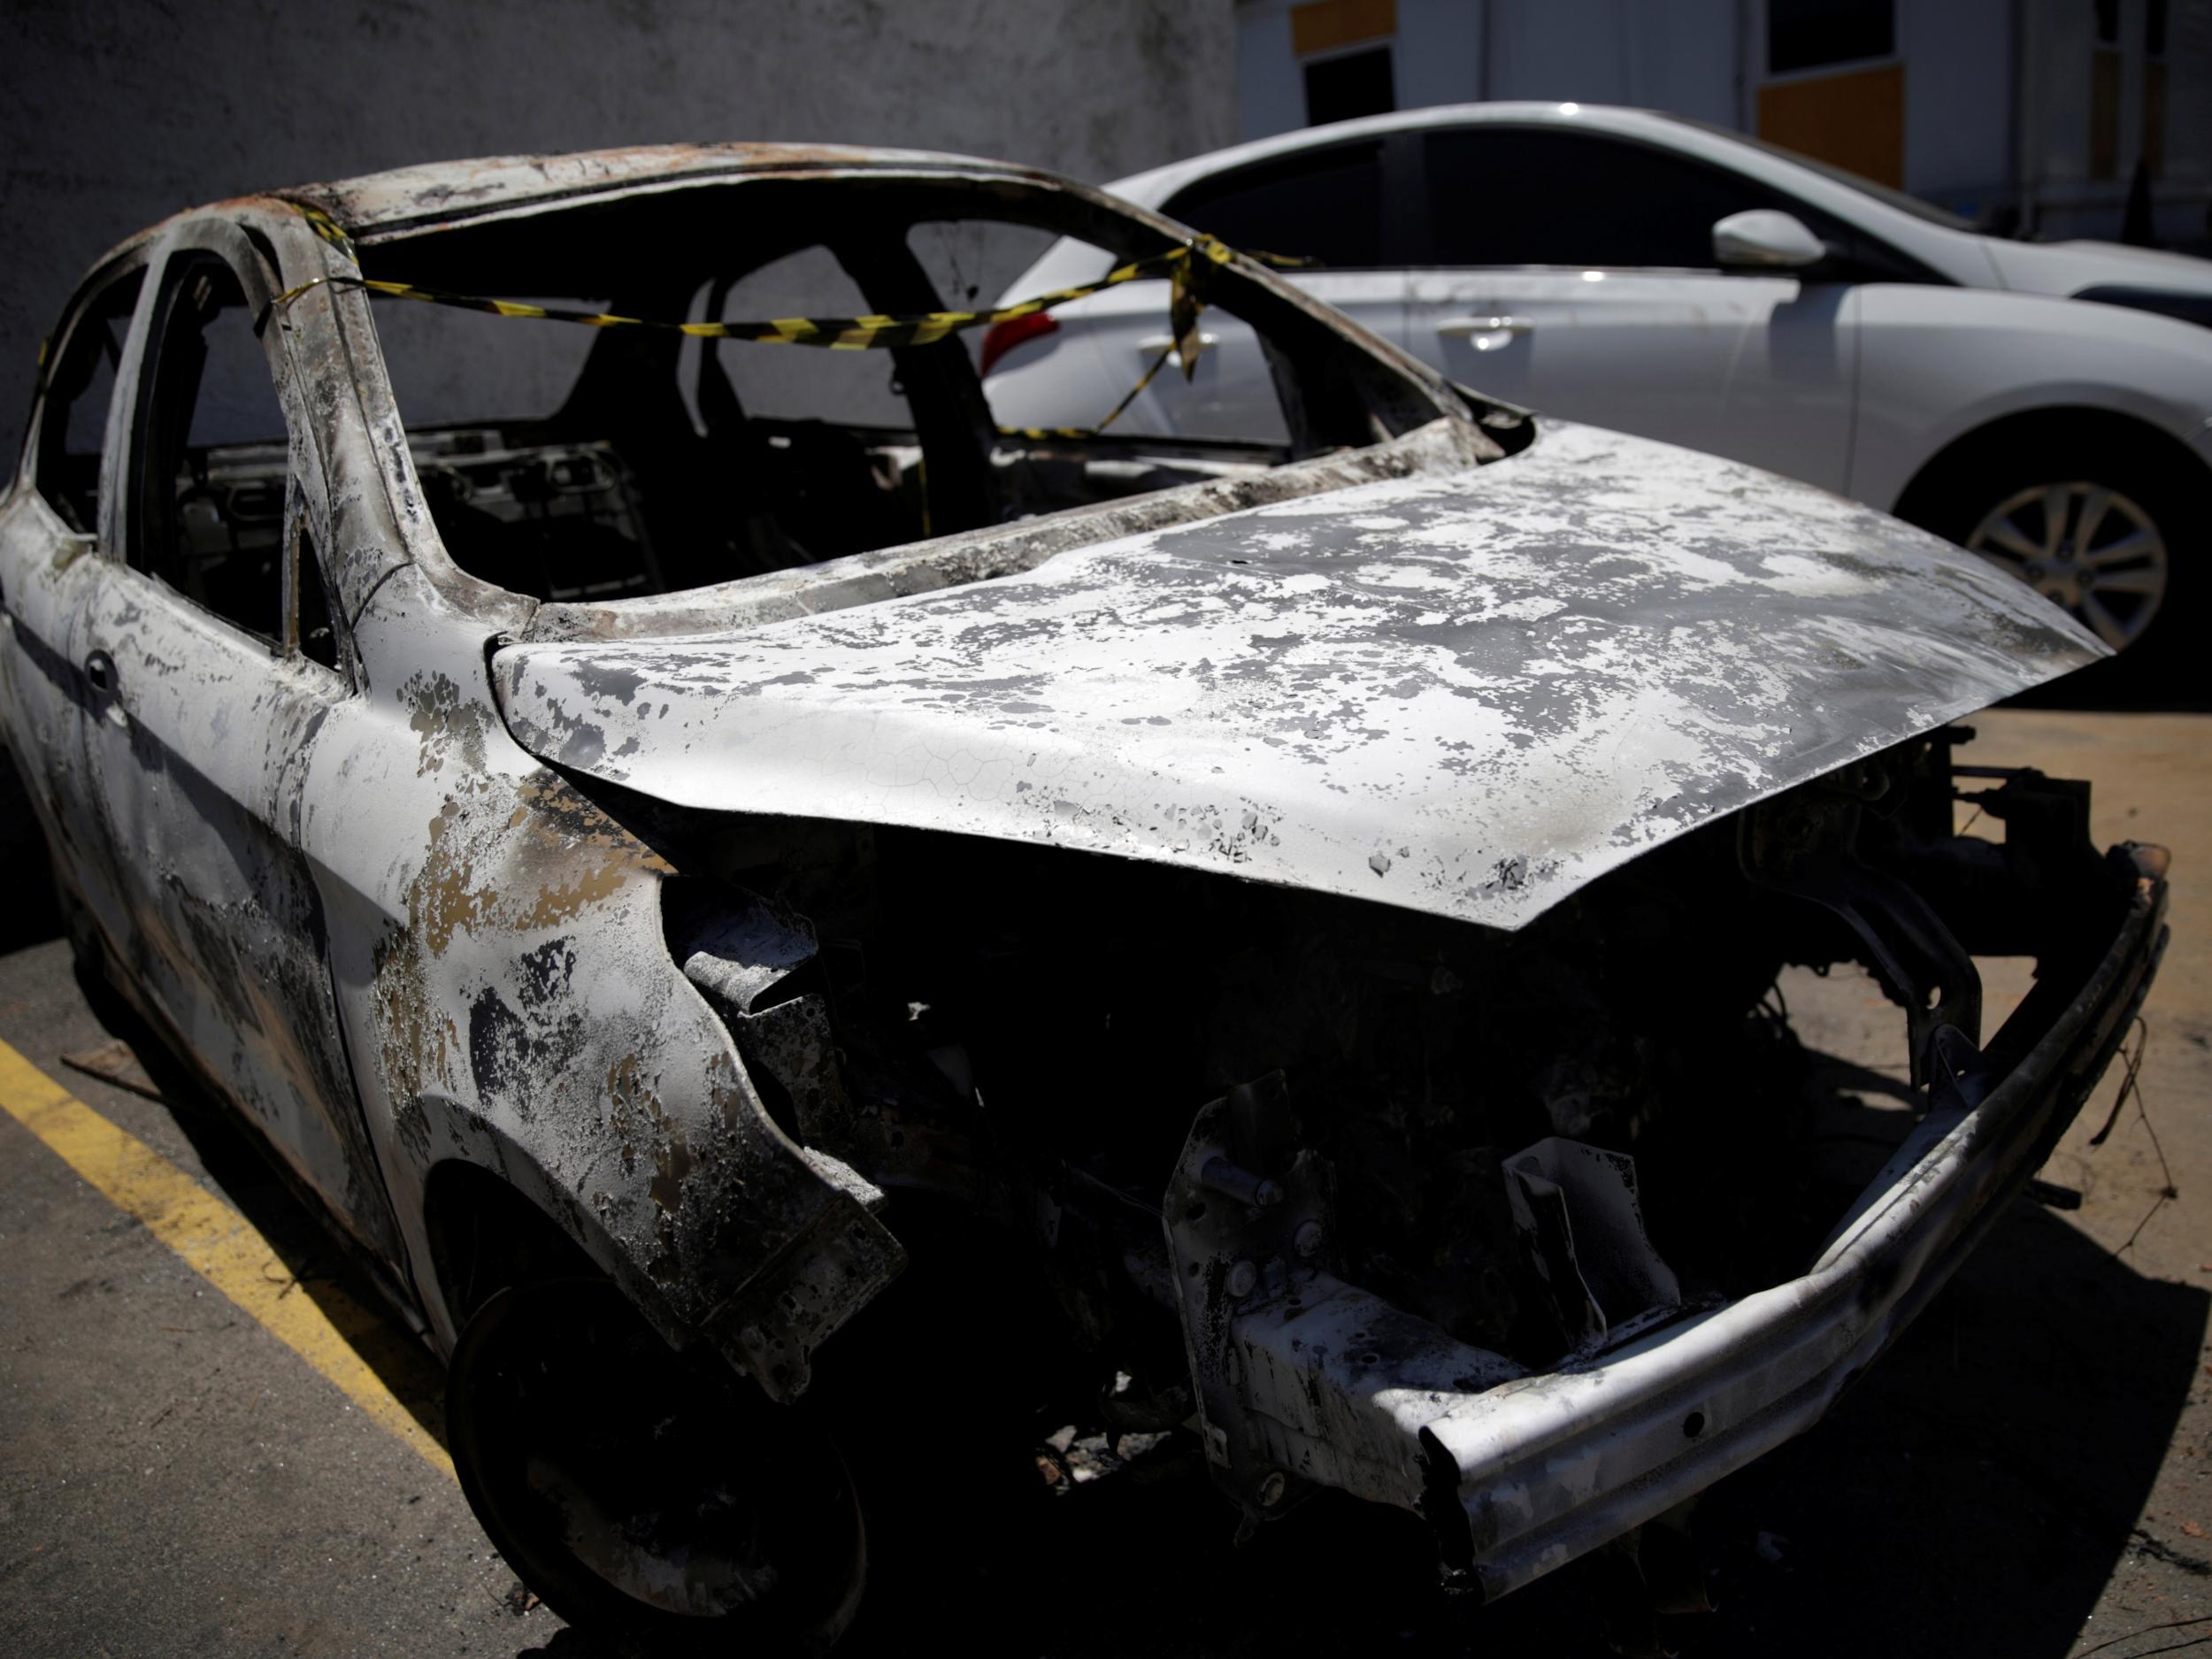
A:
[1415, 128, 1769, 271]
[1160, 138, 1394, 269]
[29, 267, 147, 536]
[1408, 127, 1935, 283]
[126, 249, 319, 658]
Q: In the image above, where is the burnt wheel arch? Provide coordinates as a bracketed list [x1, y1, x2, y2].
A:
[419, 1160, 600, 1333]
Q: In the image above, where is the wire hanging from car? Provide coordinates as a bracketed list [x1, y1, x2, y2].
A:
[2085, 1017, 2177, 1258]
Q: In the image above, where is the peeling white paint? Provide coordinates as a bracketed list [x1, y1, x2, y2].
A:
[496, 421, 2100, 932]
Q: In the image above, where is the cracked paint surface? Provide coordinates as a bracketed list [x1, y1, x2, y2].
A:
[496, 419, 2100, 932]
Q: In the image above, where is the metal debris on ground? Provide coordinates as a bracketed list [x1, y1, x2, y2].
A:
[1035, 1422, 1177, 1493]
[59, 1038, 166, 1103]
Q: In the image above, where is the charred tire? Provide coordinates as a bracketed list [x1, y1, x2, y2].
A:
[447, 1278, 866, 1656]
[1895, 431, 2200, 696]
[47, 846, 104, 984]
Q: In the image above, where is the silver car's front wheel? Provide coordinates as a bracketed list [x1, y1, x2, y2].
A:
[1964, 481, 2169, 651]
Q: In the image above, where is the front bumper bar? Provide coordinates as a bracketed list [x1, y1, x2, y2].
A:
[1185, 850, 2166, 1598]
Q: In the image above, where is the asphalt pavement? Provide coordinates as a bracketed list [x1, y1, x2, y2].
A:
[1, 708, 2207, 1659]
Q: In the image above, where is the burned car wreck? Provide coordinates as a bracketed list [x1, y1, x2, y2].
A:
[0, 143, 2168, 1648]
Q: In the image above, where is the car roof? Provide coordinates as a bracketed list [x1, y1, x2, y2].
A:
[1085, 102, 1995, 288]
[996, 104, 1794, 302]
[1100, 104, 1686, 206]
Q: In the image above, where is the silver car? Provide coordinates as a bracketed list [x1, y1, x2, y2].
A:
[985, 104, 2212, 680]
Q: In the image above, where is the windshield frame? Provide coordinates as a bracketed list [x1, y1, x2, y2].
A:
[304, 160, 1500, 641]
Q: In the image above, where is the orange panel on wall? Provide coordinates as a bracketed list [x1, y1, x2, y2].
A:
[1291, 0, 1397, 58]
[1757, 61, 1906, 188]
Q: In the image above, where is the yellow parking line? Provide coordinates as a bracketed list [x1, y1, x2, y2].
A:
[0, 1040, 456, 1481]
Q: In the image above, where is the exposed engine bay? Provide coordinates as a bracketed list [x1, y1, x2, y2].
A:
[611, 721, 2156, 1573]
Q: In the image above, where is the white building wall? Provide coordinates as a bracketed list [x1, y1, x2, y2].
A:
[1488, 0, 1738, 120]
[1238, 3, 1310, 139]
[1614, 0, 1742, 127]
[1900, 0, 2016, 208]
[1394, 0, 1487, 113]
[1238, 0, 1738, 142]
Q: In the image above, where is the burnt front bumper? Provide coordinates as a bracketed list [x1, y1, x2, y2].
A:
[1167, 846, 2168, 1598]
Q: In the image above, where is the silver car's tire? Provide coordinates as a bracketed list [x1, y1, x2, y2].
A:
[1898, 434, 2198, 695]
[1962, 480, 2169, 653]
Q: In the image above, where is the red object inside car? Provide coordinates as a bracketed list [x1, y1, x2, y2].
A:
[979, 311, 1057, 376]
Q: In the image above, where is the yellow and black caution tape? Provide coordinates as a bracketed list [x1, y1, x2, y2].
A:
[292, 201, 358, 264]
[997, 425, 1100, 442]
[273, 201, 1295, 435]
[274, 219, 1230, 356]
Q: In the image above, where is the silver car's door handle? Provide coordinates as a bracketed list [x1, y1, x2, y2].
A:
[1435, 314, 1534, 345]
[1134, 332, 1220, 355]
[83, 649, 116, 694]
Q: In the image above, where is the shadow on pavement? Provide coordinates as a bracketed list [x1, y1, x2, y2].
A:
[65, 954, 452, 1461]
[0, 745, 63, 954]
[803, 1052, 2210, 1659]
[1688, 1197, 2210, 1659]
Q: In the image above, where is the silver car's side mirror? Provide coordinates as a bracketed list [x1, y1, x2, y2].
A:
[1712, 209, 1827, 271]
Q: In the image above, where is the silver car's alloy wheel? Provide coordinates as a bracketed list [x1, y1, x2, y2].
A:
[1964, 481, 2168, 650]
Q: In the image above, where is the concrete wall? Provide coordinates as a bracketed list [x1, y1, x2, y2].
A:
[0, 0, 1238, 465]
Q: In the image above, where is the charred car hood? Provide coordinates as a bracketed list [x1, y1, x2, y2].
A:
[492, 421, 2100, 931]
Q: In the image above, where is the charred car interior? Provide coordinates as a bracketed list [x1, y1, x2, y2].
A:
[0, 145, 2167, 1653]
[189, 171, 1455, 615]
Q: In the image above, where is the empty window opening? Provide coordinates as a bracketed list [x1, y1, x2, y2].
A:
[357, 176, 1434, 606]
[133, 254, 289, 644]
[37, 267, 145, 534]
